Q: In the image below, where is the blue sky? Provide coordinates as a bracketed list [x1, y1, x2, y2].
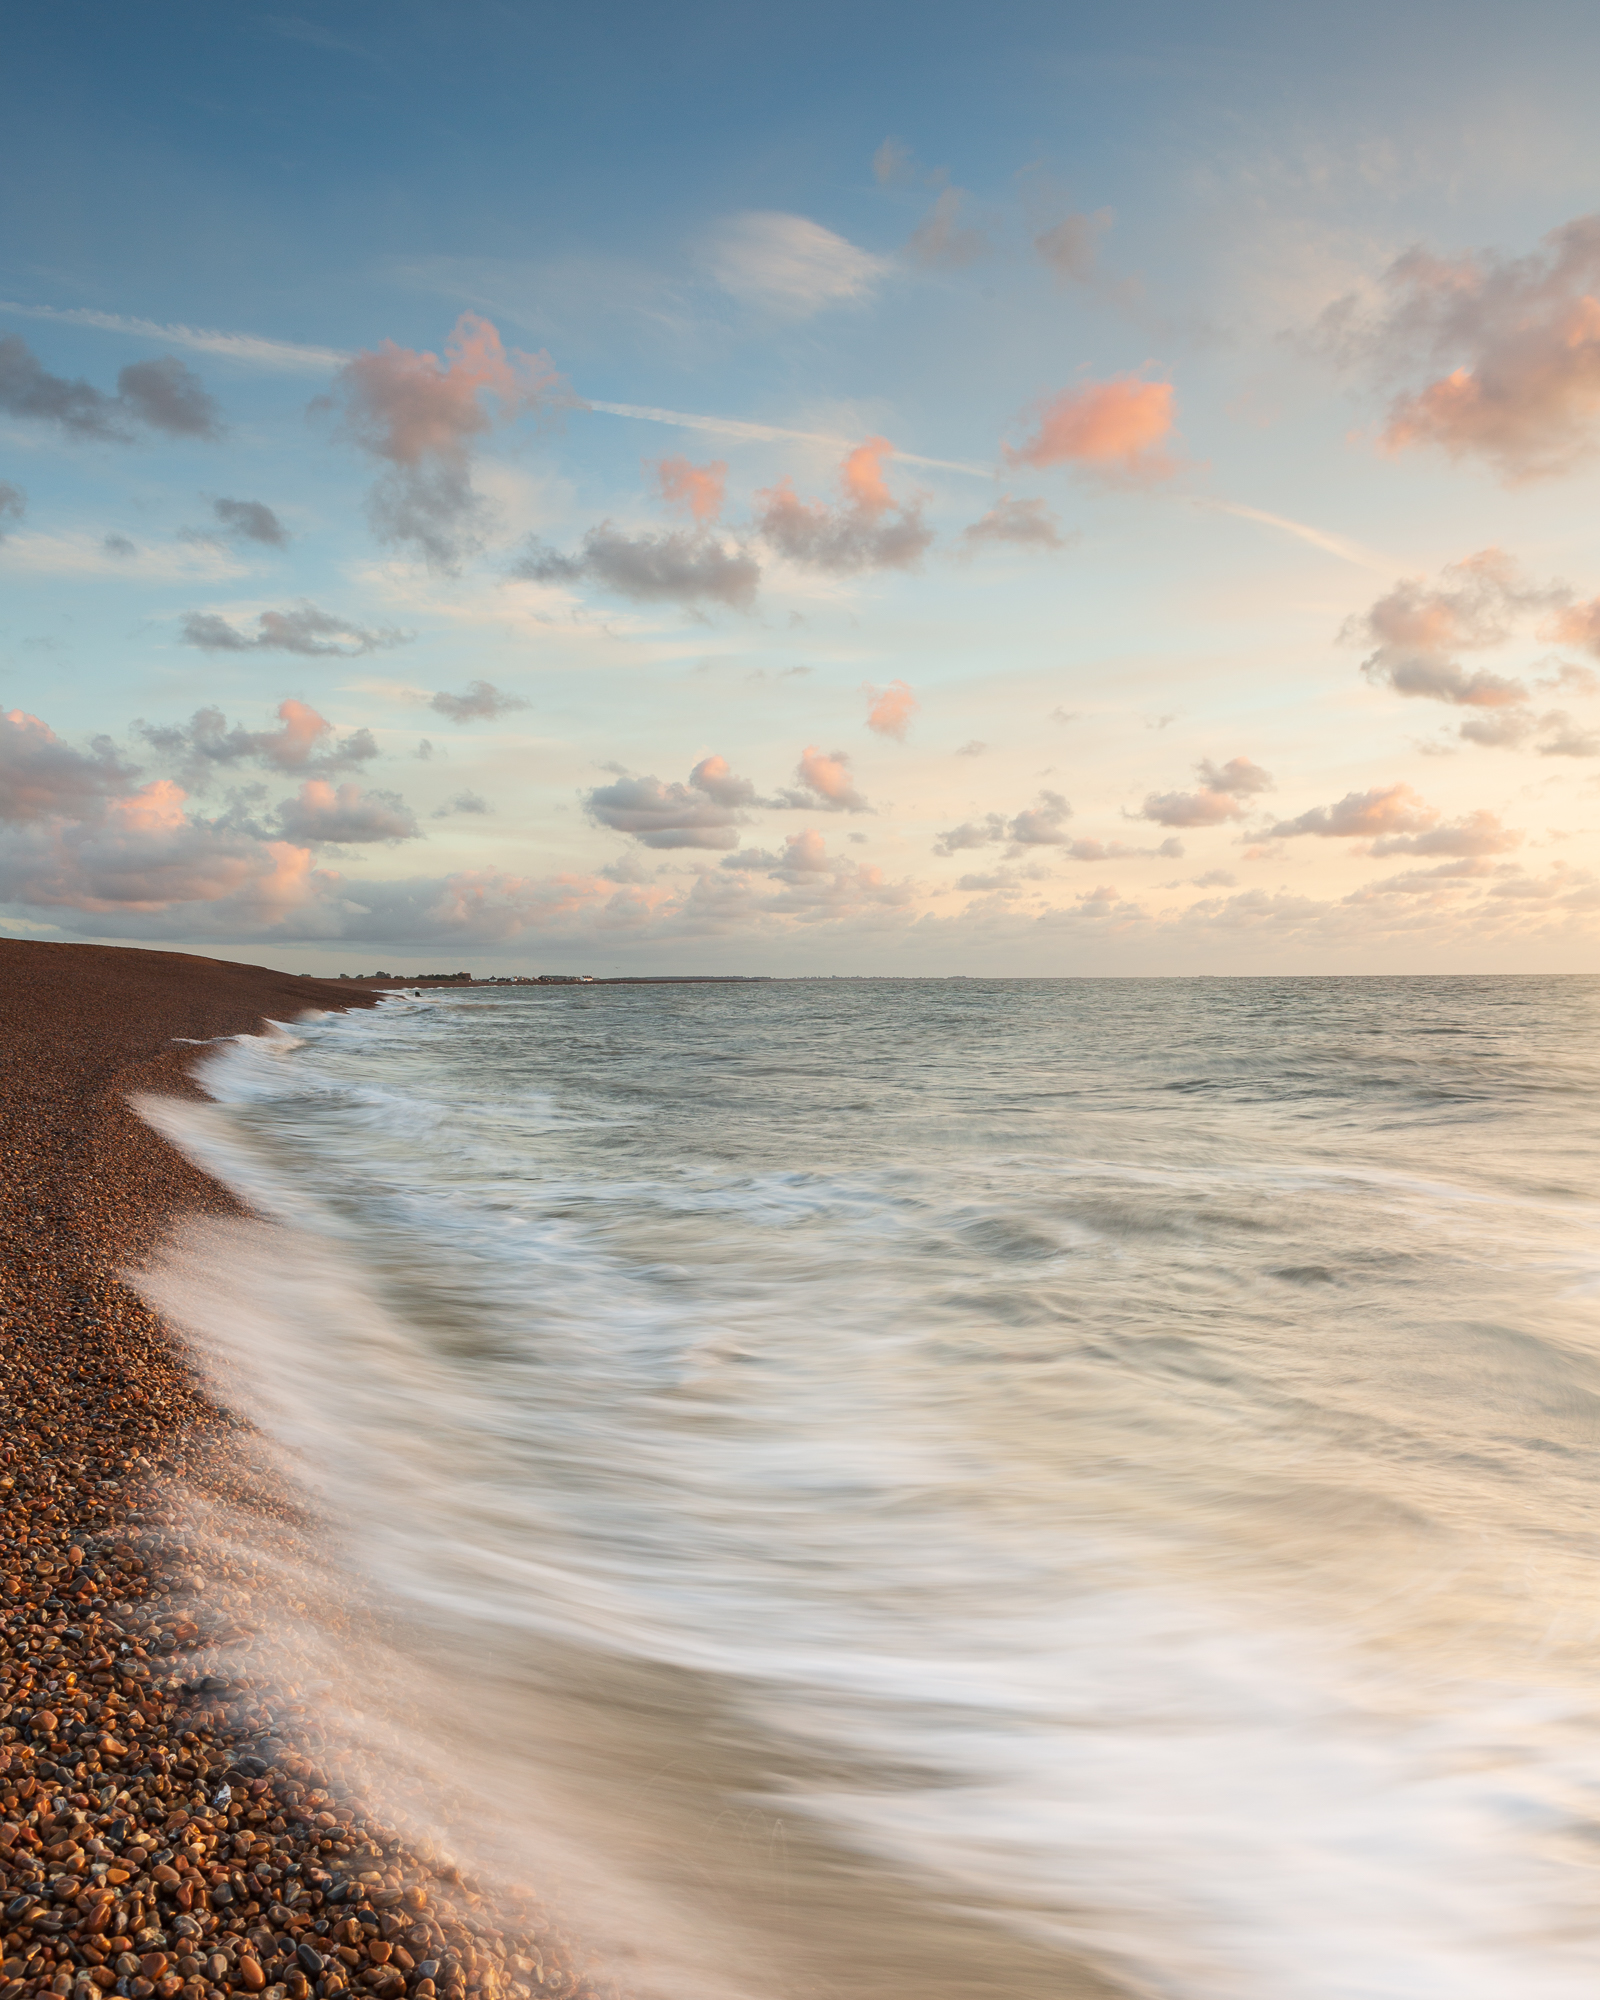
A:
[4, 0, 1600, 972]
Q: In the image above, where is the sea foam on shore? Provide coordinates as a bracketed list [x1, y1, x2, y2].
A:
[129, 977, 1600, 2000]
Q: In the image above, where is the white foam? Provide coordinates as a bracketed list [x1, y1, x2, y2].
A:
[127, 994, 1600, 2000]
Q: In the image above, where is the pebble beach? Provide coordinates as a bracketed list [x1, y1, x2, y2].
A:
[0, 943, 584, 2000]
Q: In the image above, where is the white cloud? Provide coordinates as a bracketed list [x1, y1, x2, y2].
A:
[0, 530, 247, 580]
[702, 213, 888, 317]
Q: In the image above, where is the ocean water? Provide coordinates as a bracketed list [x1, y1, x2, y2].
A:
[133, 977, 1600, 2000]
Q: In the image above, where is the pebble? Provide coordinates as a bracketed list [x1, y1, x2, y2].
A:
[0, 944, 593, 2000]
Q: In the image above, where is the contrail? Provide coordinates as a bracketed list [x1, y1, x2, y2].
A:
[0, 301, 347, 373]
[585, 399, 994, 478]
[1197, 499, 1397, 573]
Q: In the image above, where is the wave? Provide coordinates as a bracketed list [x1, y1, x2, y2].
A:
[126, 989, 1600, 2000]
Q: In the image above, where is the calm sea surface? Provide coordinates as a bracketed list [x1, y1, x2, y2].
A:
[138, 978, 1600, 2000]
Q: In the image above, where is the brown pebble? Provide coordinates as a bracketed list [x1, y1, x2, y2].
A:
[0, 947, 571, 2000]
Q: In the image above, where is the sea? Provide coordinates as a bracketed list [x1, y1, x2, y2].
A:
[133, 976, 1600, 2000]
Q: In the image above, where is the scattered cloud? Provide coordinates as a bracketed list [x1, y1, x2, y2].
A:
[1368, 809, 1520, 857]
[0, 482, 23, 540]
[275, 780, 419, 845]
[0, 778, 315, 925]
[962, 493, 1070, 551]
[756, 438, 932, 574]
[135, 699, 378, 780]
[956, 740, 987, 757]
[583, 757, 761, 849]
[211, 496, 289, 546]
[0, 527, 244, 580]
[768, 745, 872, 815]
[1320, 213, 1600, 481]
[934, 813, 1008, 855]
[117, 357, 221, 439]
[1547, 597, 1600, 658]
[433, 790, 491, 818]
[906, 189, 990, 270]
[0, 336, 220, 442]
[1033, 213, 1106, 284]
[1139, 789, 1241, 829]
[688, 754, 761, 809]
[1197, 757, 1275, 796]
[515, 522, 760, 610]
[702, 212, 886, 317]
[717, 831, 912, 914]
[1269, 783, 1438, 839]
[933, 790, 1150, 858]
[1008, 790, 1075, 845]
[1002, 376, 1177, 484]
[1140, 756, 1273, 826]
[872, 138, 916, 188]
[320, 313, 567, 570]
[180, 602, 410, 656]
[1457, 710, 1534, 748]
[429, 680, 529, 723]
[0, 708, 141, 822]
[1343, 549, 1550, 706]
[1, 705, 1587, 959]
[653, 455, 726, 524]
[1536, 712, 1600, 757]
[864, 679, 918, 740]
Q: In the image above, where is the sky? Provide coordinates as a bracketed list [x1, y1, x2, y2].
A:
[4, 0, 1600, 974]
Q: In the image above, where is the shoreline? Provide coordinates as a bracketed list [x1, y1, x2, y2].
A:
[0, 943, 581, 2000]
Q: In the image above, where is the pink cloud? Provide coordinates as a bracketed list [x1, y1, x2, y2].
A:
[688, 754, 759, 808]
[1341, 552, 1589, 742]
[796, 745, 870, 812]
[1138, 756, 1274, 828]
[0, 708, 140, 822]
[1546, 596, 1600, 657]
[756, 439, 932, 574]
[1002, 376, 1177, 483]
[334, 314, 558, 467]
[275, 780, 420, 845]
[1269, 785, 1439, 839]
[654, 455, 727, 524]
[325, 314, 567, 568]
[864, 679, 919, 740]
[840, 437, 896, 515]
[1368, 810, 1520, 858]
[1327, 216, 1600, 482]
[136, 698, 378, 781]
[1141, 788, 1245, 828]
[774, 828, 829, 874]
[0, 778, 318, 920]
